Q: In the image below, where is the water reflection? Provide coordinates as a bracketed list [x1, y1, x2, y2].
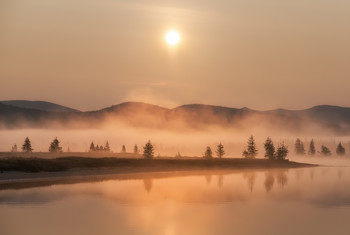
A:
[217, 175, 224, 188]
[276, 171, 288, 188]
[242, 172, 256, 192]
[295, 168, 304, 181]
[264, 172, 275, 193]
[143, 178, 153, 193]
[309, 168, 314, 181]
[1, 167, 350, 235]
[337, 169, 343, 180]
[0, 168, 320, 205]
[205, 174, 212, 185]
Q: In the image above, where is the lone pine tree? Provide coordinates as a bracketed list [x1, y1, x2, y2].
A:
[308, 139, 316, 156]
[243, 135, 258, 159]
[89, 142, 95, 152]
[11, 144, 18, 152]
[215, 143, 225, 158]
[294, 138, 305, 155]
[143, 141, 154, 159]
[275, 143, 289, 160]
[134, 144, 140, 154]
[204, 146, 213, 158]
[22, 137, 33, 153]
[49, 137, 62, 153]
[336, 142, 346, 156]
[104, 141, 110, 152]
[121, 145, 126, 153]
[264, 137, 275, 160]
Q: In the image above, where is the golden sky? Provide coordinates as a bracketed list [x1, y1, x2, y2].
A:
[1, 0, 350, 110]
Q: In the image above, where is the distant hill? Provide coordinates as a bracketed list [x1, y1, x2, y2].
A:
[1, 100, 350, 135]
[0, 100, 80, 112]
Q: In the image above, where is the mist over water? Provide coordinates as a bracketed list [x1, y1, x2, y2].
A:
[2, 0, 350, 234]
[1, 167, 350, 235]
[1, 126, 350, 160]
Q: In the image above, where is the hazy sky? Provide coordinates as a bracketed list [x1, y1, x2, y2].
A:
[1, 0, 349, 111]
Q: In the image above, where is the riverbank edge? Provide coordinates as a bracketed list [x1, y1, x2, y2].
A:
[0, 157, 317, 185]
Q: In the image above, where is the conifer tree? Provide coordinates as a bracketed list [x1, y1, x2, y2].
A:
[336, 142, 346, 156]
[203, 146, 213, 158]
[11, 144, 18, 152]
[121, 145, 126, 153]
[143, 141, 154, 159]
[215, 143, 225, 158]
[264, 137, 275, 160]
[134, 144, 139, 154]
[22, 137, 33, 153]
[49, 137, 62, 153]
[89, 142, 95, 152]
[275, 143, 289, 160]
[308, 139, 316, 156]
[104, 141, 110, 152]
[294, 138, 305, 155]
[242, 135, 258, 159]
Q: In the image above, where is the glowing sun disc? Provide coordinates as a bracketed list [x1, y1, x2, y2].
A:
[165, 30, 180, 45]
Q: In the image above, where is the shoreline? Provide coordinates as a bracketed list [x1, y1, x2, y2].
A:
[0, 156, 316, 172]
[0, 157, 317, 189]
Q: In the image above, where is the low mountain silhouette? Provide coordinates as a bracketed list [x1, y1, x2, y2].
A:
[0, 100, 80, 112]
[1, 101, 350, 135]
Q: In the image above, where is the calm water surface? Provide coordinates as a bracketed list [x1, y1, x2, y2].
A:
[1, 166, 350, 235]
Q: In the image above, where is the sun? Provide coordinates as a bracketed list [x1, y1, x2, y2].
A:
[165, 30, 180, 45]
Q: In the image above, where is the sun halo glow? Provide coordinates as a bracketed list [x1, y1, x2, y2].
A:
[165, 30, 180, 45]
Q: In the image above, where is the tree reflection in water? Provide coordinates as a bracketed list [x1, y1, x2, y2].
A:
[143, 178, 153, 193]
[205, 174, 212, 185]
[276, 171, 288, 188]
[264, 169, 289, 192]
[243, 172, 256, 192]
[264, 172, 275, 193]
[217, 175, 224, 188]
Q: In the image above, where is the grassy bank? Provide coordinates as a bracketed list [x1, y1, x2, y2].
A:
[0, 156, 316, 173]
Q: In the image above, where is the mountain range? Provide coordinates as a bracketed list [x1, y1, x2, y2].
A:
[1, 100, 350, 135]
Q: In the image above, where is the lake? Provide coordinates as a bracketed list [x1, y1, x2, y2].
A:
[1, 166, 350, 235]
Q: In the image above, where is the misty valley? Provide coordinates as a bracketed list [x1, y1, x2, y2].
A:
[1, 100, 350, 235]
[1, 101, 350, 235]
[1, 100, 350, 156]
[2, 0, 350, 234]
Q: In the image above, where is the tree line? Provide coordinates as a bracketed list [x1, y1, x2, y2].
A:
[10, 137, 153, 157]
[294, 138, 346, 156]
[203, 135, 289, 160]
[15, 137, 64, 153]
[202, 136, 347, 160]
[9, 136, 348, 159]
[203, 135, 288, 160]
